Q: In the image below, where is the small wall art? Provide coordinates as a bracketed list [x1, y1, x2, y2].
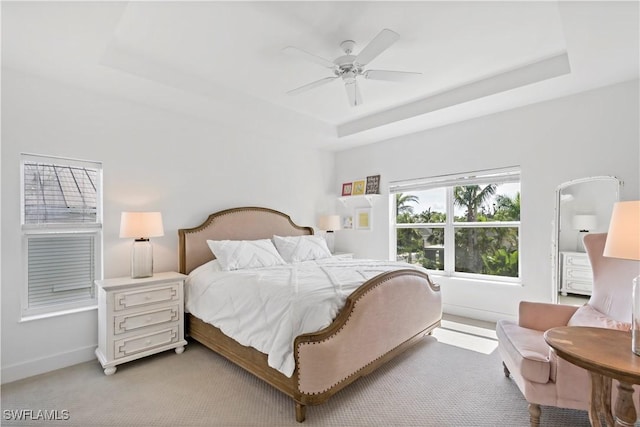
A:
[352, 180, 366, 196]
[341, 182, 353, 196]
[355, 208, 372, 231]
[342, 215, 353, 229]
[365, 175, 380, 194]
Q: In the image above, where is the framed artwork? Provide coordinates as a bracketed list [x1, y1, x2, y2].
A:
[365, 175, 380, 194]
[352, 180, 366, 196]
[355, 208, 372, 231]
[341, 182, 353, 196]
[342, 215, 353, 229]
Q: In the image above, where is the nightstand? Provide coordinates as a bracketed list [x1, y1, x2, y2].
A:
[95, 271, 188, 375]
[559, 251, 593, 296]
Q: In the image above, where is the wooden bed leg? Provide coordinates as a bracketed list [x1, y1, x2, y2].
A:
[295, 402, 306, 423]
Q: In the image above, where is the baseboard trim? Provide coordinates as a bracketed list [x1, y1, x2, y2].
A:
[443, 304, 516, 324]
[1, 345, 96, 384]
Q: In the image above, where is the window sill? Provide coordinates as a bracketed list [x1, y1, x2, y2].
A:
[429, 273, 522, 287]
[20, 304, 98, 323]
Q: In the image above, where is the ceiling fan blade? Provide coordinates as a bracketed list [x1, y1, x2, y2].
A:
[344, 79, 363, 107]
[354, 29, 400, 66]
[287, 76, 338, 95]
[282, 46, 336, 69]
[364, 69, 422, 82]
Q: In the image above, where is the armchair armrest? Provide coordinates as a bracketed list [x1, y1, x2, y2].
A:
[518, 301, 580, 332]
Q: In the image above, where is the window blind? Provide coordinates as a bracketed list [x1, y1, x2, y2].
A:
[21, 154, 102, 316]
[23, 162, 98, 225]
[27, 234, 96, 308]
[389, 166, 520, 194]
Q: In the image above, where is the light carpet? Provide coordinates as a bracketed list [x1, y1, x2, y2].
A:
[1, 336, 591, 426]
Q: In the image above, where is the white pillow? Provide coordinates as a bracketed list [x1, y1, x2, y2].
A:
[207, 239, 286, 271]
[273, 235, 332, 263]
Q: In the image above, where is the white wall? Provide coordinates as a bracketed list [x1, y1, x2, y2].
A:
[0, 69, 334, 383]
[333, 79, 640, 322]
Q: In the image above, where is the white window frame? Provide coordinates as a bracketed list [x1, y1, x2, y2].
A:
[390, 166, 521, 283]
[20, 153, 103, 319]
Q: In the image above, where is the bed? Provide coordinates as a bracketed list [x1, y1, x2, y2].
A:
[178, 206, 442, 422]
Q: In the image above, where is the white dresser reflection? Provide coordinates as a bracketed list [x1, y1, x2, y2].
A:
[560, 251, 593, 296]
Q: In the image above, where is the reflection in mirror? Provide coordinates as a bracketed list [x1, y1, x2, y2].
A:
[552, 176, 621, 303]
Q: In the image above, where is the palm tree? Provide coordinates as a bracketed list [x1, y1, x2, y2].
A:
[494, 192, 521, 221]
[453, 185, 497, 273]
[395, 193, 421, 263]
[396, 193, 419, 216]
[453, 185, 497, 221]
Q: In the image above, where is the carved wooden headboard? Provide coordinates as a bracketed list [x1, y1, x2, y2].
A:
[178, 207, 313, 274]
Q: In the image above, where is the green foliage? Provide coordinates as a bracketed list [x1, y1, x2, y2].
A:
[396, 187, 521, 277]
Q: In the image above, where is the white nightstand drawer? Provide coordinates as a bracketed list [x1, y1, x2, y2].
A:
[566, 280, 593, 292]
[564, 254, 591, 268]
[565, 268, 593, 281]
[114, 326, 179, 359]
[114, 305, 180, 335]
[113, 283, 179, 311]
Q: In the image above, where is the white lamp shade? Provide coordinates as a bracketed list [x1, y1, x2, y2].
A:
[603, 201, 640, 261]
[318, 215, 341, 232]
[572, 214, 597, 231]
[119, 212, 164, 239]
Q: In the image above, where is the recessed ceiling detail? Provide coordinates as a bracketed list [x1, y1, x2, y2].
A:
[2, 1, 638, 150]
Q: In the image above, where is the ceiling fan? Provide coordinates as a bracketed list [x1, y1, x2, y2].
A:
[283, 29, 421, 107]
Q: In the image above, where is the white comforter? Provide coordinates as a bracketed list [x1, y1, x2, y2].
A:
[185, 257, 426, 377]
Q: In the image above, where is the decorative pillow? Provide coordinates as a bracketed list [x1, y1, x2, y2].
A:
[567, 304, 631, 331]
[206, 239, 285, 271]
[273, 235, 332, 263]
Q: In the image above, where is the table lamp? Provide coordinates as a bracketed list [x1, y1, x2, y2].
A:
[318, 215, 341, 253]
[572, 214, 597, 252]
[603, 201, 640, 354]
[120, 212, 164, 278]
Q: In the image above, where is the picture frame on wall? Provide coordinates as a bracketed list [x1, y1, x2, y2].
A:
[352, 180, 366, 196]
[355, 208, 372, 231]
[341, 182, 353, 196]
[365, 175, 380, 194]
[342, 215, 353, 229]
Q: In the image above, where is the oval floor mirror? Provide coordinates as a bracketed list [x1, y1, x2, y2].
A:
[551, 176, 622, 302]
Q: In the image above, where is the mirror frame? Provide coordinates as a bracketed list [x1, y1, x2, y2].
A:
[551, 176, 622, 302]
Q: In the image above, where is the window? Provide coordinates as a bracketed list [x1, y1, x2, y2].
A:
[21, 154, 103, 317]
[391, 167, 520, 281]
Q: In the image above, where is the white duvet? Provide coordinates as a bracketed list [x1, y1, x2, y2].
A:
[185, 257, 426, 377]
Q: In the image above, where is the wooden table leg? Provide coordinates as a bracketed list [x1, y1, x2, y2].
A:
[601, 376, 614, 427]
[614, 381, 637, 427]
[589, 372, 604, 427]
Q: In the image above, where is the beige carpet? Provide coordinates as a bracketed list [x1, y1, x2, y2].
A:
[1, 336, 590, 426]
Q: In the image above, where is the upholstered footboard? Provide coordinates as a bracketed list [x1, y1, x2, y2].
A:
[293, 269, 442, 421]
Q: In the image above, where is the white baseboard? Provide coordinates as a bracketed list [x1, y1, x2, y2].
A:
[443, 303, 517, 324]
[1, 345, 96, 384]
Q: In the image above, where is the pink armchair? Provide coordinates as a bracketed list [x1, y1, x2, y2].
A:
[496, 233, 640, 425]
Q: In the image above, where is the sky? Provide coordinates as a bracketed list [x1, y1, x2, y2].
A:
[408, 183, 521, 217]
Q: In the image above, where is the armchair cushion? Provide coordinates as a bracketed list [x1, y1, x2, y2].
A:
[518, 301, 579, 331]
[496, 320, 550, 384]
[567, 304, 631, 331]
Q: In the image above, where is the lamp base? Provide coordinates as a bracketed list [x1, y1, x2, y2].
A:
[632, 276, 640, 356]
[325, 231, 335, 254]
[131, 239, 153, 279]
[576, 231, 589, 252]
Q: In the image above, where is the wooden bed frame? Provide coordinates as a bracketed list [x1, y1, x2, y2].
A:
[178, 207, 442, 422]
